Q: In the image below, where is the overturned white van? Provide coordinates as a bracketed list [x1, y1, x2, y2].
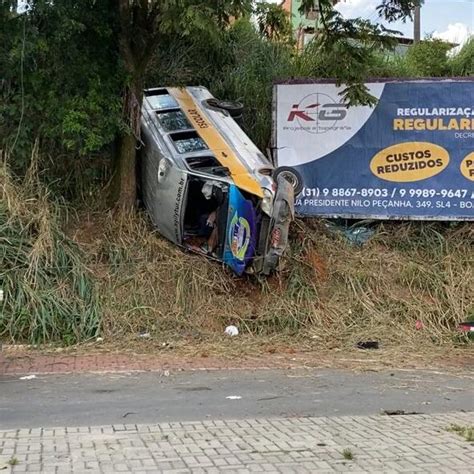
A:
[140, 86, 300, 275]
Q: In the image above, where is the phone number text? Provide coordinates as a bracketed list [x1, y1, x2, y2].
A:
[301, 187, 472, 199]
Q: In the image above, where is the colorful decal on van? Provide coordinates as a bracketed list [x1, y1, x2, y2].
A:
[224, 185, 257, 275]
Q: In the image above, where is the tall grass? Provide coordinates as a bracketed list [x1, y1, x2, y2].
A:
[450, 37, 474, 76]
[0, 151, 100, 344]
[1, 156, 471, 349]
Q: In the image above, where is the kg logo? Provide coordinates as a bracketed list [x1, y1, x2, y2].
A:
[287, 93, 347, 134]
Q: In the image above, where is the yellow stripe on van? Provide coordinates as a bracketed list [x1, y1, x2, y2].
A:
[168, 87, 264, 198]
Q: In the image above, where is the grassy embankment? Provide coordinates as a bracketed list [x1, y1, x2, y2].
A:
[1, 158, 472, 356]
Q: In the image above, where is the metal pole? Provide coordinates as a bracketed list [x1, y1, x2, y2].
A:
[414, 5, 421, 43]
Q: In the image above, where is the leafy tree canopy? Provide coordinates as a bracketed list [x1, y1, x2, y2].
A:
[3, 0, 471, 207]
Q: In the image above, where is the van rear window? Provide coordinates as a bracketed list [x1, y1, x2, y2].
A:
[171, 131, 208, 154]
[156, 110, 191, 132]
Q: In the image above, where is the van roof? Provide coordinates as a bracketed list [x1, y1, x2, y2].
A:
[143, 86, 271, 198]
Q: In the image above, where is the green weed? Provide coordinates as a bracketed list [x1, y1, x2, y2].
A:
[342, 448, 354, 460]
[447, 424, 474, 442]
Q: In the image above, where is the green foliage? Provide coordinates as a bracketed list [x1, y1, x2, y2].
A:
[449, 38, 474, 76]
[405, 37, 453, 76]
[0, 1, 122, 169]
[209, 19, 295, 150]
[375, 0, 423, 22]
[255, 1, 292, 42]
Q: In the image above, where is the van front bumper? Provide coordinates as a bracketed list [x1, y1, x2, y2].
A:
[255, 176, 295, 275]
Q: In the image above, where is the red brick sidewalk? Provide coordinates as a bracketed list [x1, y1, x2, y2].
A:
[2, 347, 472, 376]
[0, 351, 308, 376]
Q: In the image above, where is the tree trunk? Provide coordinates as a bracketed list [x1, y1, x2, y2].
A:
[111, 130, 137, 210]
[112, 0, 159, 210]
[110, 82, 143, 210]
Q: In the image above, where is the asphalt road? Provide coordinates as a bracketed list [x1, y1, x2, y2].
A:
[1, 368, 472, 429]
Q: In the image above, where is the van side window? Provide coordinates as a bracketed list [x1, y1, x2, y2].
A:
[156, 110, 191, 132]
[186, 156, 220, 170]
[186, 156, 230, 177]
[171, 131, 208, 154]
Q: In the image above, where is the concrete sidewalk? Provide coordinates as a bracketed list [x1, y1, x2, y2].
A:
[1, 412, 473, 473]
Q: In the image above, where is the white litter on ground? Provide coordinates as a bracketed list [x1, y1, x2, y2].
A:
[19, 375, 36, 380]
[225, 395, 242, 400]
[224, 325, 239, 336]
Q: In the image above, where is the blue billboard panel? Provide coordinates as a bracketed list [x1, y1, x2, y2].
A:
[274, 79, 474, 220]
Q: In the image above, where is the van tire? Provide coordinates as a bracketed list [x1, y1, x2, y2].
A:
[206, 98, 244, 119]
[273, 167, 304, 195]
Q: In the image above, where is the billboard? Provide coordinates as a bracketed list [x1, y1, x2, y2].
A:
[274, 79, 474, 220]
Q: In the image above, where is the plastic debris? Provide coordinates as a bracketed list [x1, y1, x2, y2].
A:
[325, 220, 375, 246]
[458, 321, 474, 332]
[0, 289, 3, 302]
[224, 325, 239, 336]
[19, 375, 36, 380]
[226, 395, 242, 400]
[356, 341, 379, 350]
[382, 409, 421, 416]
[343, 226, 375, 245]
[138, 332, 151, 338]
[96, 337, 104, 343]
[415, 320, 424, 330]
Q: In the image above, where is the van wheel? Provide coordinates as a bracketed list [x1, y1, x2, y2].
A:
[206, 98, 244, 118]
[273, 167, 304, 195]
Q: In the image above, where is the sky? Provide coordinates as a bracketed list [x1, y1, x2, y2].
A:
[17, 1, 473, 45]
[266, 0, 473, 45]
[335, 0, 473, 45]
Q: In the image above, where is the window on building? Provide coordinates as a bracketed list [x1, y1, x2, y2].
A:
[305, 7, 318, 21]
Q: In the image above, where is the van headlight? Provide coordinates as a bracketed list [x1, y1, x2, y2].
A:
[261, 189, 274, 216]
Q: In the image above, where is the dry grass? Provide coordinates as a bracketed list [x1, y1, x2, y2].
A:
[2, 154, 473, 355]
[68, 209, 473, 353]
[0, 153, 99, 344]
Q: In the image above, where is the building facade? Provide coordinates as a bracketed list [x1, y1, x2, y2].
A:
[280, 0, 340, 49]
